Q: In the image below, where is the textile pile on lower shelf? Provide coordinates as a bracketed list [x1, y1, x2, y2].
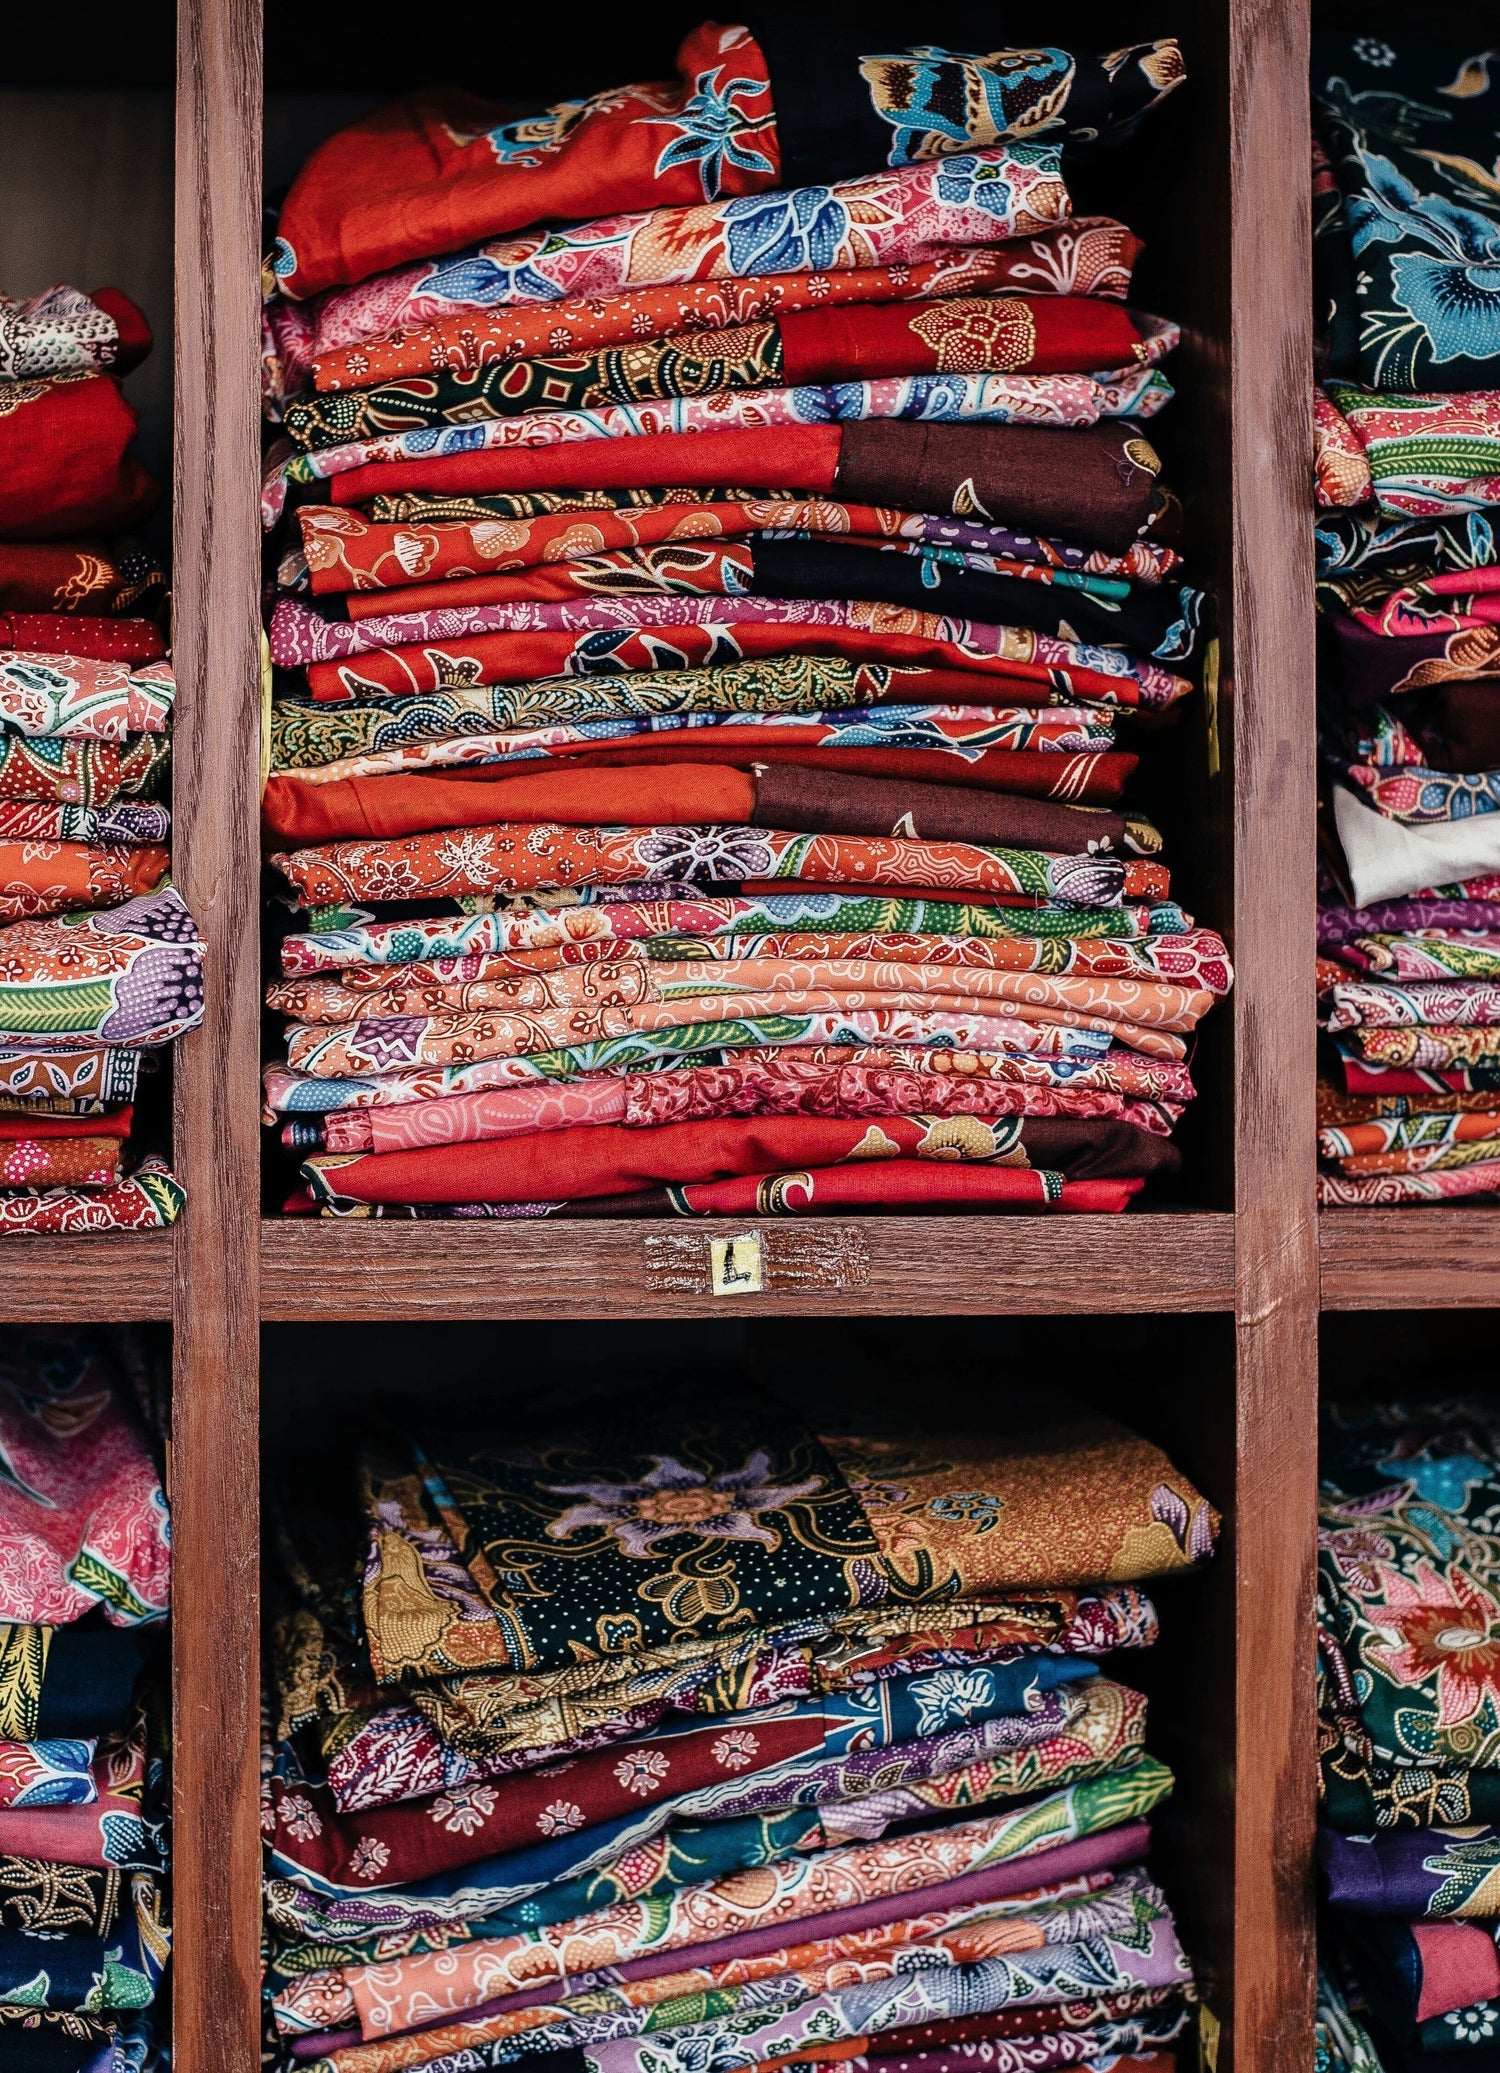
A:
[256, 20, 1230, 1219]
[0, 284, 202, 1230]
[0, 1327, 171, 2072]
[1317, 1396, 1500, 2071]
[1312, 32, 1500, 1206]
[261, 1391, 1216, 2073]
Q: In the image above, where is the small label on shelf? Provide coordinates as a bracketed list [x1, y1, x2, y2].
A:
[710, 1234, 764, 1295]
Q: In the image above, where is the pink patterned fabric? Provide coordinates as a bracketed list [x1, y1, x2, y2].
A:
[0, 1329, 169, 1625]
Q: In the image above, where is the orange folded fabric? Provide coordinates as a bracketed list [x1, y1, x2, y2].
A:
[0, 842, 167, 919]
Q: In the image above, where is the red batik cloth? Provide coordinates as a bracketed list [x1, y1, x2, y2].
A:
[307, 231, 1144, 393]
[0, 375, 158, 539]
[0, 615, 165, 664]
[299, 1112, 1167, 1206]
[0, 1108, 131, 1140]
[0, 1155, 182, 1232]
[271, 23, 783, 301]
[0, 1138, 121, 1188]
[318, 1068, 1177, 1156]
[0, 541, 164, 616]
[312, 420, 1169, 557]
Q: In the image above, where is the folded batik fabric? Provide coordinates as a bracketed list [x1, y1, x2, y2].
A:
[0, 1329, 169, 1625]
[361, 1412, 1215, 1683]
[1313, 32, 1500, 393]
[0, 1139, 120, 1188]
[0, 1738, 96, 1810]
[307, 541, 1198, 665]
[277, 892, 1185, 974]
[294, 1869, 1180, 2064]
[262, 761, 1154, 852]
[1319, 1399, 1500, 1827]
[0, 1154, 183, 1231]
[270, 1760, 1172, 2030]
[282, 303, 1175, 450]
[0, 1625, 156, 1743]
[268, 1664, 1104, 1885]
[0, 539, 164, 618]
[323, 1587, 1152, 1812]
[0, 652, 173, 738]
[276, 608, 1188, 716]
[0, 612, 164, 664]
[0, 733, 170, 808]
[288, 421, 1172, 557]
[0, 286, 150, 380]
[1317, 383, 1500, 518]
[0, 1044, 140, 1106]
[313, 1063, 1178, 1158]
[268, 363, 1172, 515]
[269, 23, 1183, 299]
[299, 1110, 1177, 1207]
[297, 497, 1179, 599]
[0, 373, 158, 539]
[271, 824, 1164, 910]
[0, 888, 204, 1049]
[304, 225, 1145, 393]
[1322, 1822, 1500, 1919]
[0, 801, 167, 844]
[0, 840, 167, 920]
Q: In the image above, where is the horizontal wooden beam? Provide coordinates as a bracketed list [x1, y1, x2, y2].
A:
[260, 1213, 1236, 1318]
[0, 1231, 174, 1319]
[1320, 1210, 1500, 1308]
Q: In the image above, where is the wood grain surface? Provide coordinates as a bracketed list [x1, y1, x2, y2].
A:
[0, 1231, 172, 1318]
[169, 1, 264, 2068]
[260, 1213, 1237, 1318]
[1229, 0, 1321, 2064]
[1321, 1210, 1500, 1306]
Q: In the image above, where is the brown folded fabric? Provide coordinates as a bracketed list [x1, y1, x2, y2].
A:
[1428, 684, 1500, 772]
[751, 763, 1129, 852]
[834, 420, 1171, 554]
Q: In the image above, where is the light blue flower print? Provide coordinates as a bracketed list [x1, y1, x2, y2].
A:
[933, 147, 1060, 223]
[636, 64, 776, 199]
[1346, 147, 1500, 368]
[721, 187, 854, 277]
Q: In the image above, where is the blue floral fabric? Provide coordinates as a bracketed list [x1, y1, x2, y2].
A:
[1314, 33, 1500, 391]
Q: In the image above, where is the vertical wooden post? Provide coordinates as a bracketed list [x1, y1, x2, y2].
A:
[1229, 0, 1321, 2065]
[171, 1, 264, 2067]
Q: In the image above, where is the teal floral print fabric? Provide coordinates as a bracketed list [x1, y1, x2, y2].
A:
[1314, 34, 1500, 391]
[1320, 1398, 1500, 1829]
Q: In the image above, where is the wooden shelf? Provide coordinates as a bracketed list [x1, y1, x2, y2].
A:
[259, 1212, 1238, 1319]
[1320, 1209, 1500, 1308]
[0, 1231, 173, 1320]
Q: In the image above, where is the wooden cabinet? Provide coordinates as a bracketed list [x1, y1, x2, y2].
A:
[10, 0, 1485, 2065]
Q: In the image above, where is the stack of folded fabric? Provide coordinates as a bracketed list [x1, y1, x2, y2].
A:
[1318, 1396, 1500, 2069]
[1312, 34, 1500, 1205]
[0, 1327, 171, 2072]
[262, 1391, 1217, 2073]
[256, 22, 1231, 1220]
[0, 283, 202, 1230]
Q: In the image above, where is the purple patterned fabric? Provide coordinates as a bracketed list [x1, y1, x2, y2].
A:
[1319, 899, 1500, 950]
[266, 595, 1185, 706]
[1320, 1823, 1500, 1918]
